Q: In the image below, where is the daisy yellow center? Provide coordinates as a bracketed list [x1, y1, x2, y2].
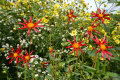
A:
[25, 56, 30, 60]
[41, 62, 44, 65]
[28, 23, 34, 28]
[73, 43, 79, 48]
[100, 45, 107, 50]
[49, 47, 52, 51]
[68, 14, 72, 17]
[99, 14, 103, 18]
[88, 26, 93, 31]
[14, 53, 18, 58]
[72, 31, 75, 34]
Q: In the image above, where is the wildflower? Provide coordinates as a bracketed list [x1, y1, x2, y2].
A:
[84, 22, 101, 39]
[6, 46, 23, 65]
[93, 35, 109, 47]
[91, 8, 110, 24]
[66, 36, 86, 57]
[18, 50, 35, 67]
[49, 46, 56, 57]
[66, 9, 78, 24]
[41, 62, 49, 69]
[18, 16, 44, 35]
[70, 29, 77, 36]
[94, 36, 114, 61]
[96, 0, 101, 1]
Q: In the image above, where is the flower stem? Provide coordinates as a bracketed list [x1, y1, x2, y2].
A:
[94, 0, 98, 9]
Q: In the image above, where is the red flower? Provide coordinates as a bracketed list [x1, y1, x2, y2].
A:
[49, 46, 56, 57]
[94, 36, 114, 61]
[66, 36, 86, 57]
[18, 16, 44, 35]
[66, 9, 77, 24]
[41, 62, 49, 69]
[91, 8, 110, 24]
[93, 35, 109, 47]
[84, 22, 101, 39]
[6, 46, 23, 65]
[18, 50, 35, 67]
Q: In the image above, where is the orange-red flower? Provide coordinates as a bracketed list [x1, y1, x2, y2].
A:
[66, 36, 86, 57]
[41, 62, 49, 69]
[6, 46, 23, 65]
[18, 16, 44, 35]
[93, 35, 109, 47]
[66, 9, 77, 24]
[91, 8, 110, 24]
[49, 46, 56, 57]
[18, 50, 35, 67]
[94, 35, 114, 61]
[84, 22, 101, 39]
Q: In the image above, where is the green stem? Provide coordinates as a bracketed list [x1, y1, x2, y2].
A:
[94, 0, 98, 9]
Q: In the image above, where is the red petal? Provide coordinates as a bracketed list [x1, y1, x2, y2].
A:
[34, 25, 44, 28]
[67, 39, 73, 44]
[23, 18, 28, 23]
[72, 15, 78, 17]
[78, 48, 85, 54]
[96, 49, 101, 53]
[19, 22, 25, 25]
[6, 55, 13, 59]
[71, 10, 74, 14]
[34, 19, 42, 25]
[33, 28, 40, 33]
[25, 50, 28, 55]
[106, 51, 114, 57]
[69, 48, 75, 54]
[9, 57, 15, 64]
[30, 16, 32, 23]
[22, 61, 26, 67]
[93, 29, 101, 34]
[104, 52, 110, 61]
[104, 17, 110, 20]
[8, 52, 13, 55]
[98, 8, 101, 14]
[71, 18, 75, 22]
[102, 10, 105, 14]
[66, 45, 73, 48]
[11, 47, 15, 53]
[27, 28, 31, 35]
[101, 51, 104, 59]
[18, 26, 28, 29]
[73, 36, 76, 43]
[75, 49, 78, 57]
[30, 50, 34, 55]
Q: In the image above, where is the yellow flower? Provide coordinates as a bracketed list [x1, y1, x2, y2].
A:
[86, 12, 91, 17]
[70, 29, 77, 36]
[54, 3, 60, 9]
[41, 17, 49, 23]
[89, 45, 93, 50]
[117, 35, 120, 38]
[99, 57, 105, 60]
[104, 4, 108, 7]
[71, 2, 75, 7]
[115, 39, 120, 44]
[63, 3, 69, 9]
[104, 19, 110, 24]
[96, 0, 101, 2]
[0, 48, 5, 51]
[116, 11, 120, 15]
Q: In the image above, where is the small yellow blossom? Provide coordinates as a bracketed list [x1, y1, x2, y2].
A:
[89, 45, 93, 50]
[96, 0, 101, 2]
[104, 4, 108, 7]
[41, 17, 49, 23]
[115, 39, 120, 44]
[116, 11, 120, 15]
[0, 48, 5, 51]
[54, 3, 60, 9]
[99, 57, 105, 60]
[70, 29, 77, 36]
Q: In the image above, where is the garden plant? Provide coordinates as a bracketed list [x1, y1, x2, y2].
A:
[0, 0, 120, 80]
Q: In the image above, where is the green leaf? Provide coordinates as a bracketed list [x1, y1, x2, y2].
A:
[87, 50, 96, 57]
[47, 65, 53, 75]
[54, 58, 60, 61]
[96, 58, 100, 71]
[45, 75, 53, 79]
[83, 65, 97, 72]
[102, 63, 107, 73]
